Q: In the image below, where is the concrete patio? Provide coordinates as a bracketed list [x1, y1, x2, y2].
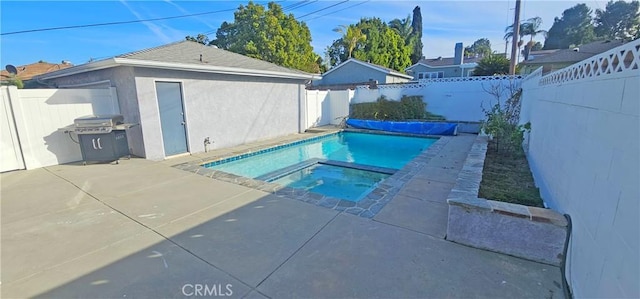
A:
[1, 131, 565, 298]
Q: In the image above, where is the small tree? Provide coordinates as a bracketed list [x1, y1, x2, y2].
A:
[473, 54, 510, 76]
[481, 80, 530, 152]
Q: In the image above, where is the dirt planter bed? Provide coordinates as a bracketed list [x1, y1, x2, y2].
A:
[445, 135, 568, 266]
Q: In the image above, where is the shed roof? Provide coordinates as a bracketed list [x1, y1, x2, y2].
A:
[38, 41, 319, 81]
[322, 58, 413, 79]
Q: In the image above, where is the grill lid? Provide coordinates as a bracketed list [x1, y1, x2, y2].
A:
[74, 114, 124, 128]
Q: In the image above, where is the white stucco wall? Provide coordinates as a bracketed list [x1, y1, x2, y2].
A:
[133, 68, 306, 160]
[520, 41, 639, 298]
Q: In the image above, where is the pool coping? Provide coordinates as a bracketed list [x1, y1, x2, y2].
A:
[173, 130, 449, 218]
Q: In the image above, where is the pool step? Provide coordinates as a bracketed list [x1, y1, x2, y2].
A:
[256, 158, 397, 182]
[256, 158, 325, 182]
[319, 160, 397, 175]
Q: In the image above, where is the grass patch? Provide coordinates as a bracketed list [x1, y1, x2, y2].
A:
[479, 141, 544, 207]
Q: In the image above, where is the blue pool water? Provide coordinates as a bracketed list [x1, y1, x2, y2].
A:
[207, 132, 436, 179]
[205, 132, 436, 202]
[272, 164, 390, 201]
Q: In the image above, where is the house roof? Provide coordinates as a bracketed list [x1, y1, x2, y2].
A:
[322, 58, 413, 79]
[523, 40, 626, 65]
[37, 41, 320, 81]
[405, 56, 480, 71]
[1, 62, 73, 81]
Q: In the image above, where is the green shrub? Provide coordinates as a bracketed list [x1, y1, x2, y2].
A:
[350, 95, 443, 121]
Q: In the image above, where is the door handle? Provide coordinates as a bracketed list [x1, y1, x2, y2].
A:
[92, 139, 97, 150]
[96, 138, 103, 149]
[181, 122, 185, 125]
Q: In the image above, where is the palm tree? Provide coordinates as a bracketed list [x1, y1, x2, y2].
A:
[520, 17, 548, 47]
[333, 25, 367, 58]
[389, 15, 413, 45]
[504, 17, 547, 62]
[504, 23, 526, 52]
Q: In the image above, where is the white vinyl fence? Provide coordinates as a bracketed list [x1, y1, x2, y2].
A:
[519, 40, 639, 298]
[305, 89, 353, 129]
[0, 86, 119, 171]
[353, 76, 522, 122]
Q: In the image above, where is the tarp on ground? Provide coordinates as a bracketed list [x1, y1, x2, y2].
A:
[346, 119, 458, 136]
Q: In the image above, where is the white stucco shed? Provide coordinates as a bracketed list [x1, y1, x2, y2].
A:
[37, 41, 320, 160]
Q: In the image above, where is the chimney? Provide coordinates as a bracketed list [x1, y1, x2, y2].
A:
[454, 42, 463, 65]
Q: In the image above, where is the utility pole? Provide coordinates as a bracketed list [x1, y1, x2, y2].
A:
[509, 0, 521, 75]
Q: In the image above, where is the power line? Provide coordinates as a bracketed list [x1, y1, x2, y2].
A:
[303, 1, 370, 22]
[283, 0, 308, 10]
[284, 0, 318, 11]
[285, 0, 318, 12]
[1, 7, 239, 36]
[295, 0, 349, 19]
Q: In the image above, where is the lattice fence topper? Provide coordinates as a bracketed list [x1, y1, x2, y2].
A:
[540, 40, 640, 86]
[355, 75, 523, 90]
[416, 75, 522, 84]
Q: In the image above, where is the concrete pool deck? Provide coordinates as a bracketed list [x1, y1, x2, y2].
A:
[1, 129, 565, 298]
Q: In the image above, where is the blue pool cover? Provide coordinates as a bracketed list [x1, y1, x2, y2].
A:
[346, 119, 458, 136]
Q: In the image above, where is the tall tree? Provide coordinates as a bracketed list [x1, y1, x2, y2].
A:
[594, 0, 640, 40]
[389, 15, 413, 45]
[520, 17, 548, 45]
[333, 25, 367, 58]
[464, 38, 492, 58]
[519, 17, 548, 60]
[504, 22, 526, 62]
[410, 6, 423, 64]
[543, 4, 596, 49]
[212, 1, 320, 73]
[326, 18, 412, 71]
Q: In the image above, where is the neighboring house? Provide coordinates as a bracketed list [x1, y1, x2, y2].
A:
[36, 41, 319, 160]
[0, 61, 73, 85]
[311, 58, 412, 90]
[406, 43, 480, 80]
[520, 39, 626, 75]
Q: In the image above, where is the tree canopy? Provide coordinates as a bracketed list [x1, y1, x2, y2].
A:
[473, 54, 510, 76]
[594, 0, 640, 40]
[389, 15, 413, 46]
[464, 38, 492, 58]
[544, 4, 596, 49]
[185, 34, 210, 45]
[326, 18, 412, 72]
[209, 1, 320, 73]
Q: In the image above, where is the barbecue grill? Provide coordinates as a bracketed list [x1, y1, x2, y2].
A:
[61, 114, 136, 165]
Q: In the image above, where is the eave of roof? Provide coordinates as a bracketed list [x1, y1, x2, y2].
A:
[406, 62, 478, 71]
[37, 57, 321, 81]
[323, 58, 413, 80]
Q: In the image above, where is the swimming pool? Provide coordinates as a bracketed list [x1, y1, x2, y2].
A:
[271, 164, 390, 202]
[204, 132, 436, 201]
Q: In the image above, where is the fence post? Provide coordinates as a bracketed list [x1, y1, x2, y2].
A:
[6, 86, 37, 169]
